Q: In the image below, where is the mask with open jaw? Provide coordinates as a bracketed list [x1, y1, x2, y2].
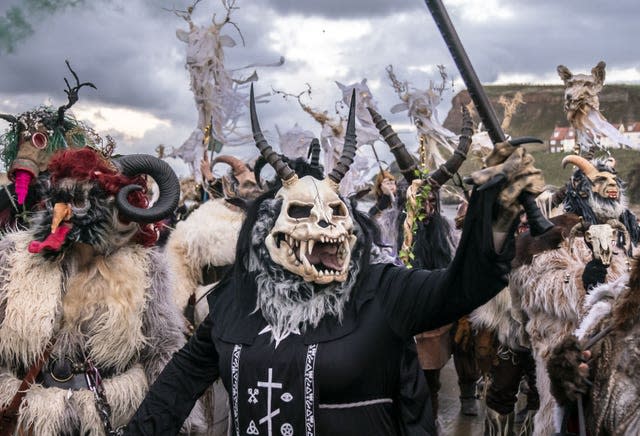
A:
[265, 175, 357, 284]
[250, 85, 359, 285]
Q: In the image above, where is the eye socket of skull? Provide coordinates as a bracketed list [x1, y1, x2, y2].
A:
[287, 203, 313, 219]
[330, 202, 347, 217]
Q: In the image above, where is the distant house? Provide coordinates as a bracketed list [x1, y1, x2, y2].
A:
[549, 126, 575, 153]
[549, 122, 640, 152]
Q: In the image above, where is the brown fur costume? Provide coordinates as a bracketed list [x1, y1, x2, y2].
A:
[548, 258, 640, 435]
[510, 236, 627, 434]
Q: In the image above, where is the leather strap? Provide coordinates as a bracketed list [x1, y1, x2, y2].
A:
[0, 340, 56, 436]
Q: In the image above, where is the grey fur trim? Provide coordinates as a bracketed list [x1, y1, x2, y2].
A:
[248, 198, 363, 342]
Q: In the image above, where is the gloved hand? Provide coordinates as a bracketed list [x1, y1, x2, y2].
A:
[466, 142, 546, 235]
[582, 258, 608, 291]
[547, 336, 592, 406]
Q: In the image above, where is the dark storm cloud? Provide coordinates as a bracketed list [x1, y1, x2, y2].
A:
[262, 0, 420, 17]
[0, 0, 638, 158]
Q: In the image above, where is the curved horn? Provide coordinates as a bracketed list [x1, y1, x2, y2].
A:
[113, 154, 180, 223]
[567, 219, 587, 254]
[562, 155, 598, 180]
[0, 114, 18, 124]
[328, 89, 357, 185]
[250, 85, 296, 182]
[212, 155, 250, 177]
[367, 106, 417, 183]
[606, 219, 631, 253]
[307, 138, 321, 168]
[428, 106, 472, 188]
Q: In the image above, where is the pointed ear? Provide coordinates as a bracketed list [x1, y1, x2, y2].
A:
[557, 65, 573, 83]
[592, 61, 606, 85]
[335, 81, 347, 91]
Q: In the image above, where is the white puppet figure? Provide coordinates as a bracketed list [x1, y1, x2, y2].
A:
[275, 81, 380, 197]
[169, 0, 283, 179]
[276, 123, 315, 160]
[557, 61, 636, 155]
[386, 64, 458, 171]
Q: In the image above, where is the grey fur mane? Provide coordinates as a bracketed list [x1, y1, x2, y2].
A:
[247, 198, 362, 342]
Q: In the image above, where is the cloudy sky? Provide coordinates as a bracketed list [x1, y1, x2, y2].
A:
[0, 0, 638, 175]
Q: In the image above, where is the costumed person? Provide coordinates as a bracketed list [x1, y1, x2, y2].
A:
[367, 169, 404, 264]
[165, 141, 324, 435]
[369, 106, 481, 419]
[469, 222, 540, 436]
[0, 147, 205, 435]
[0, 61, 95, 231]
[547, 253, 638, 435]
[125, 86, 547, 436]
[509, 155, 635, 434]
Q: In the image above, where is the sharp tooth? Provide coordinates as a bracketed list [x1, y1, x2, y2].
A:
[339, 235, 344, 242]
[299, 240, 306, 262]
[318, 270, 324, 277]
[308, 239, 315, 256]
[288, 248, 294, 256]
[321, 236, 325, 243]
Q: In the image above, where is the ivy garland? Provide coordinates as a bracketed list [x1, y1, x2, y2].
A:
[399, 167, 432, 267]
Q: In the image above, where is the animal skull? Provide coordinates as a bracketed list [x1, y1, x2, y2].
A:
[265, 176, 357, 284]
[583, 224, 617, 266]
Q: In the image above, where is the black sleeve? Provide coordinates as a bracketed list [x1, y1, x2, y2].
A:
[368, 194, 392, 216]
[125, 314, 220, 435]
[376, 182, 514, 337]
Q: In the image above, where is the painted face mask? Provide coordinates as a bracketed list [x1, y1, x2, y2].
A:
[563, 155, 620, 200]
[250, 85, 358, 284]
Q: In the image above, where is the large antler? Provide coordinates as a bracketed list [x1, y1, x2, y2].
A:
[327, 89, 357, 186]
[367, 107, 418, 183]
[57, 60, 97, 125]
[428, 106, 472, 188]
[0, 114, 17, 124]
[250, 85, 296, 182]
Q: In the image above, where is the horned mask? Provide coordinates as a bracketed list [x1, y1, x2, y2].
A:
[562, 155, 619, 200]
[251, 86, 358, 284]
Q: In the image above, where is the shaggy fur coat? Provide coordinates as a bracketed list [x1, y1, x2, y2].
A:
[549, 260, 640, 435]
[165, 198, 244, 321]
[0, 231, 199, 435]
[509, 237, 628, 435]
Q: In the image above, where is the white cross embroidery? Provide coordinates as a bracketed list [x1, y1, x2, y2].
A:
[257, 368, 283, 436]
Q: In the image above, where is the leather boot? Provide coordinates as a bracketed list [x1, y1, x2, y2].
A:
[484, 407, 514, 436]
[459, 382, 478, 416]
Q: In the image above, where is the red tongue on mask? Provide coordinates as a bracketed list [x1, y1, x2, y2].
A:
[307, 242, 342, 270]
[28, 225, 71, 254]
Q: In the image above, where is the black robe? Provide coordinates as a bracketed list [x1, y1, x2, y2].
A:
[126, 185, 513, 436]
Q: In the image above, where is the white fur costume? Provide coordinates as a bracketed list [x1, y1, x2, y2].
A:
[0, 232, 202, 435]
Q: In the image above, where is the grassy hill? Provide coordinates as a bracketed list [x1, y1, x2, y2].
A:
[443, 84, 640, 153]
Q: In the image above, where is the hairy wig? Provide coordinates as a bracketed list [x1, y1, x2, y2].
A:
[230, 158, 381, 338]
[564, 158, 639, 244]
[34, 148, 158, 249]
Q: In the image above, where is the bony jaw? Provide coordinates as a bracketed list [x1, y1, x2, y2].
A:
[265, 176, 357, 284]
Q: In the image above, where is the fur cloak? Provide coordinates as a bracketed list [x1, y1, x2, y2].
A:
[0, 232, 202, 435]
[165, 198, 244, 319]
[550, 261, 640, 435]
[509, 237, 627, 435]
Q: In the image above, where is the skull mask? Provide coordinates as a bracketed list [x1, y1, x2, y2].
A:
[251, 85, 359, 284]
